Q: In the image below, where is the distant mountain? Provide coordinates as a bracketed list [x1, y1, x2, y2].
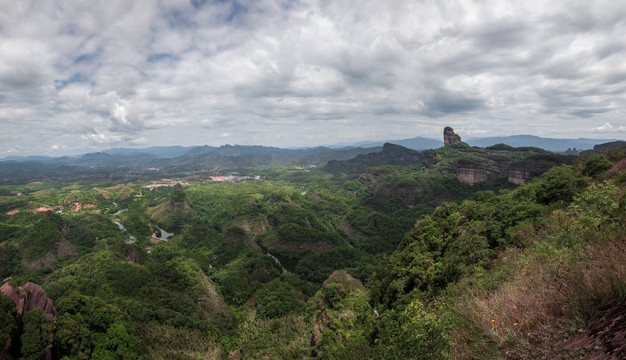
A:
[336, 135, 619, 153]
[1, 135, 621, 183]
[323, 143, 429, 174]
[296, 147, 383, 165]
[580, 140, 626, 156]
[465, 136, 619, 152]
[73, 152, 157, 167]
[0, 155, 73, 163]
[337, 136, 443, 151]
[153, 145, 380, 171]
[103, 145, 194, 158]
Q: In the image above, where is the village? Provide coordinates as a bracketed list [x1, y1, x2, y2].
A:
[144, 175, 261, 190]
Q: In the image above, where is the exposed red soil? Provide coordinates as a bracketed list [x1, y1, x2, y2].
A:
[27, 207, 53, 212]
[609, 158, 626, 172]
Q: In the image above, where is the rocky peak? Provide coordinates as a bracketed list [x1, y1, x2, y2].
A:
[443, 126, 462, 145]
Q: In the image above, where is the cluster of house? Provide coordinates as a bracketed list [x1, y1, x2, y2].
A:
[5, 203, 101, 216]
[205, 175, 261, 182]
[145, 179, 190, 190]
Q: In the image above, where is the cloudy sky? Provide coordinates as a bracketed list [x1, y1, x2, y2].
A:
[1, 0, 625, 156]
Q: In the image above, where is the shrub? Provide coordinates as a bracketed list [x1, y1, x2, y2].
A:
[581, 154, 613, 178]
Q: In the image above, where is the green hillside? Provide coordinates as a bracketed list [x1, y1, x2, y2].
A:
[0, 143, 624, 359]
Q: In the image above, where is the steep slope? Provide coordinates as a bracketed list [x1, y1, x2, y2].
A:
[369, 151, 626, 359]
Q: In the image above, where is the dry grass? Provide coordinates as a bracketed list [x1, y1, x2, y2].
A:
[451, 219, 626, 359]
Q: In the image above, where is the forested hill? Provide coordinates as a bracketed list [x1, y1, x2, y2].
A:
[324, 143, 429, 174]
[150, 145, 381, 171]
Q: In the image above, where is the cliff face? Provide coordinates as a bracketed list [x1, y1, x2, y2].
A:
[609, 158, 626, 172]
[507, 168, 529, 185]
[507, 154, 576, 185]
[455, 166, 488, 185]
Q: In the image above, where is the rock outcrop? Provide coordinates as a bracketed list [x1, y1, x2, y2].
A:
[453, 158, 496, 185]
[507, 154, 574, 185]
[507, 167, 529, 185]
[443, 126, 462, 145]
[0, 282, 58, 318]
[456, 165, 488, 185]
[1, 282, 58, 360]
[558, 300, 626, 359]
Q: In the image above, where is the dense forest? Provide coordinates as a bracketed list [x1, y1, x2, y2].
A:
[1, 139, 625, 359]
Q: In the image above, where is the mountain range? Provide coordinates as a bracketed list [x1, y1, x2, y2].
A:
[2, 134, 620, 163]
[0, 134, 622, 184]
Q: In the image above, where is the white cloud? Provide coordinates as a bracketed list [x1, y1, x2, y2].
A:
[0, 0, 625, 155]
[595, 122, 626, 132]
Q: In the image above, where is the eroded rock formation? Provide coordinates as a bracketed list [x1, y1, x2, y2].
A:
[508, 167, 530, 185]
[456, 165, 488, 185]
[1, 282, 58, 360]
[443, 126, 462, 145]
[0, 282, 58, 318]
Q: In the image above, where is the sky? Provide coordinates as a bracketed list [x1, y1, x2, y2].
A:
[1, 0, 625, 156]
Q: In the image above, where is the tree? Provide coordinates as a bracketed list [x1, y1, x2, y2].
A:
[581, 154, 613, 178]
[21, 308, 53, 360]
[0, 293, 17, 351]
[376, 300, 451, 359]
[535, 166, 584, 204]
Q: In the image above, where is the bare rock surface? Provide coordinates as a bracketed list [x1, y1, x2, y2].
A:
[444, 126, 462, 145]
[0, 282, 58, 318]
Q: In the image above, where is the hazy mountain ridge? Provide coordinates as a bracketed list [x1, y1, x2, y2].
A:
[465, 135, 620, 151]
[333, 135, 620, 152]
[1, 134, 619, 163]
[0, 135, 620, 184]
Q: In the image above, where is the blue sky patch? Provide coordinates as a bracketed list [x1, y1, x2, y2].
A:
[54, 73, 88, 89]
[147, 53, 173, 63]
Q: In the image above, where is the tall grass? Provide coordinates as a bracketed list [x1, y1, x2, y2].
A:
[450, 216, 626, 359]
